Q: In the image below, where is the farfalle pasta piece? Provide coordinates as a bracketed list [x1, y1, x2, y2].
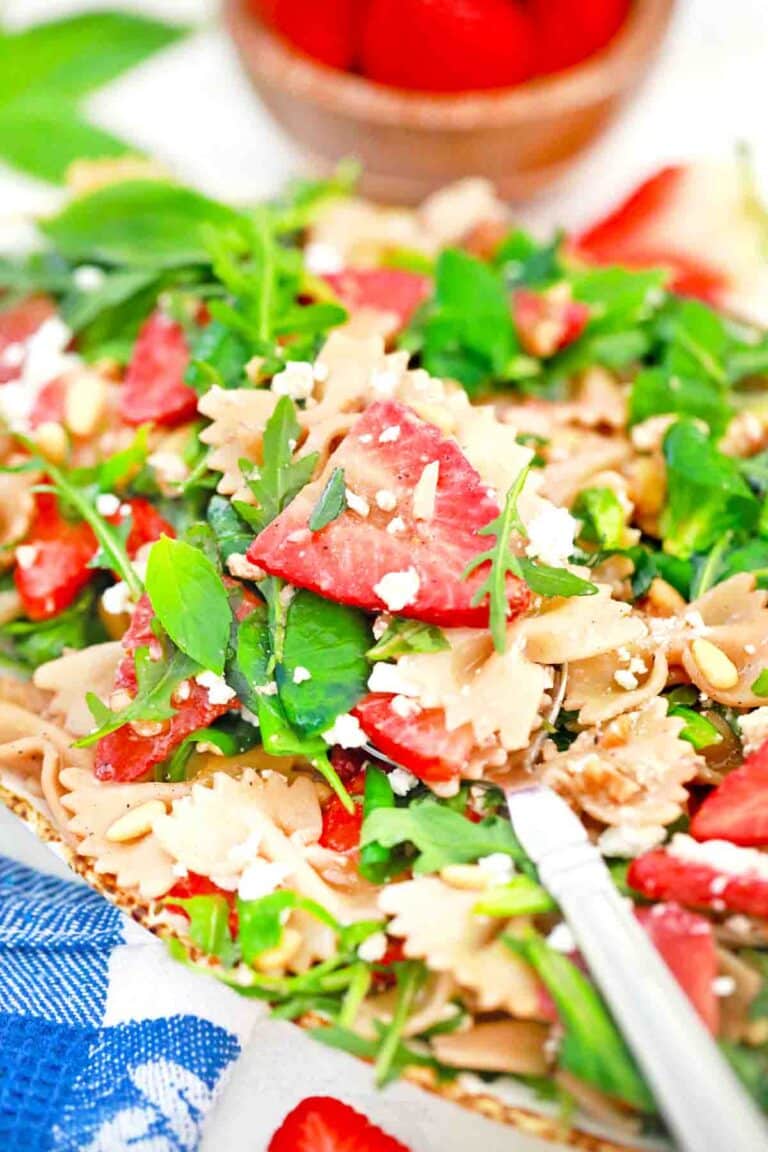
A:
[401, 629, 550, 752]
[520, 585, 646, 665]
[355, 972, 458, 1041]
[565, 646, 668, 726]
[540, 698, 702, 827]
[379, 877, 542, 1018]
[431, 1019, 550, 1077]
[59, 766, 190, 900]
[198, 385, 278, 497]
[33, 642, 122, 737]
[538, 429, 631, 507]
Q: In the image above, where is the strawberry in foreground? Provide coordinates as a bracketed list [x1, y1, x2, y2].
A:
[636, 904, 719, 1034]
[119, 310, 197, 427]
[322, 269, 431, 332]
[359, 0, 536, 92]
[249, 399, 531, 628]
[628, 840, 768, 921]
[14, 493, 97, 621]
[690, 739, 768, 847]
[268, 1096, 411, 1152]
[353, 693, 475, 786]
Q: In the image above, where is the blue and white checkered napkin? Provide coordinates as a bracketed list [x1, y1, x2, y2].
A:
[0, 855, 260, 1152]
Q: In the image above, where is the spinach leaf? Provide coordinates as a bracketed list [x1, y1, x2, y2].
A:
[628, 368, 732, 436]
[206, 496, 255, 563]
[0, 99, 128, 185]
[367, 618, 449, 662]
[145, 536, 232, 674]
[0, 588, 104, 669]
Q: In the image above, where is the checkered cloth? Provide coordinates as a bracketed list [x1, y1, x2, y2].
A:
[0, 856, 259, 1152]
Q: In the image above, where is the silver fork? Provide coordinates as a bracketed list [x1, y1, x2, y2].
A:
[364, 667, 768, 1152]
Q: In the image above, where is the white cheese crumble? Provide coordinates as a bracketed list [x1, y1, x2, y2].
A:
[357, 931, 388, 963]
[367, 662, 419, 697]
[373, 567, 420, 611]
[147, 451, 188, 486]
[345, 488, 370, 518]
[73, 265, 106, 292]
[668, 833, 768, 881]
[738, 707, 768, 756]
[238, 858, 292, 902]
[15, 544, 39, 570]
[613, 668, 639, 691]
[195, 671, 238, 706]
[304, 241, 343, 276]
[292, 666, 312, 684]
[712, 976, 736, 998]
[378, 424, 401, 444]
[322, 712, 368, 749]
[0, 342, 24, 370]
[375, 489, 397, 512]
[390, 695, 422, 719]
[388, 767, 419, 796]
[477, 853, 516, 885]
[524, 505, 578, 568]
[371, 369, 399, 397]
[597, 823, 666, 859]
[101, 581, 135, 617]
[0, 316, 78, 430]
[95, 492, 121, 517]
[546, 923, 576, 953]
[270, 361, 315, 401]
[386, 516, 406, 536]
[412, 460, 440, 522]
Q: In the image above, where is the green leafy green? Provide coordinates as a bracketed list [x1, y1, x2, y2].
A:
[473, 876, 555, 917]
[0, 99, 128, 184]
[721, 1043, 768, 1112]
[145, 536, 232, 674]
[0, 587, 105, 671]
[628, 368, 732, 436]
[159, 726, 242, 783]
[242, 397, 318, 533]
[206, 496, 255, 563]
[573, 487, 626, 550]
[309, 467, 347, 531]
[367, 618, 450, 662]
[752, 670, 768, 697]
[506, 933, 655, 1112]
[361, 800, 523, 876]
[667, 705, 723, 750]
[166, 895, 237, 966]
[517, 559, 597, 599]
[358, 766, 398, 884]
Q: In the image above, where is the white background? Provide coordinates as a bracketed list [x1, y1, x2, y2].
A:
[1, 2, 767, 1148]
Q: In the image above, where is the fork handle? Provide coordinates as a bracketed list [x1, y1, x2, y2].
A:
[542, 848, 768, 1152]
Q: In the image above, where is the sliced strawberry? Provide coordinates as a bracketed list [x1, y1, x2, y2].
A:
[0, 295, 56, 385]
[513, 288, 590, 358]
[636, 903, 719, 1034]
[248, 399, 530, 628]
[254, 0, 360, 70]
[353, 693, 475, 785]
[108, 497, 176, 558]
[574, 166, 731, 305]
[268, 1096, 411, 1152]
[320, 771, 366, 853]
[690, 741, 768, 848]
[119, 311, 197, 428]
[322, 269, 431, 331]
[94, 593, 233, 783]
[529, 0, 630, 75]
[14, 493, 96, 621]
[28, 377, 67, 428]
[360, 0, 536, 93]
[628, 848, 768, 921]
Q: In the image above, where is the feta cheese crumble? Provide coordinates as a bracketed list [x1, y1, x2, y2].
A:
[322, 712, 368, 749]
[15, 544, 39, 570]
[101, 581, 135, 617]
[412, 460, 440, 522]
[378, 424, 401, 444]
[345, 488, 370, 517]
[477, 853, 516, 885]
[357, 931, 388, 963]
[292, 666, 312, 684]
[304, 242, 343, 276]
[95, 492, 121, 517]
[524, 505, 578, 568]
[375, 489, 397, 512]
[367, 662, 419, 696]
[73, 265, 106, 292]
[546, 923, 576, 953]
[270, 361, 315, 401]
[386, 516, 406, 536]
[238, 858, 292, 902]
[668, 833, 768, 881]
[195, 671, 238, 706]
[613, 668, 639, 691]
[388, 767, 419, 796]
[711, 976, 736, 998]
[373, 567, 420, 611]
[390, 695, 422, 719]
[597, 824, 666, 859]
[738, 707, 768, 756]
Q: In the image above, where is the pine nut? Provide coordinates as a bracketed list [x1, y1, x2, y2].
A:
[106, 799, 167, 843]
[646, 577, 686, 616]
[253, 928, 303, 973]
[690, 638, 739, 690]
[65, 371, 107, 437]
[440, 864, 489, 891]
[34, 421, 68, 464]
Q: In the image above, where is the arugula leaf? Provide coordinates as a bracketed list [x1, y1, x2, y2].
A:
[517, 559, 597, 599]
[185, 320, 251, 392]
[661, 420, 759, 558]
[367, 618, 450, 662]
[159, 726, 241, 783]
[145, 536, 232, 675]
[506, 933, 655, 1112]
[309, 467, 347, 532]
[358, 766, 398, 884]
[60, 267, 160, 334]
[206, 496, 255, 563]
[628, 368, 732, 436]
[244, 397, 319, 532]
[752, 670, 768, 696]
[0, 587, 104, 670]
[361, 800, 524, 876]
[167, 895, 237, 966]
[76, 644, 199, 747]
[374, 962, 426, 1086]
[494, 230, 564, 287]
[237, 891, 338, 967]
[41, 181, 243, 267]
[572, 487, 626, 550]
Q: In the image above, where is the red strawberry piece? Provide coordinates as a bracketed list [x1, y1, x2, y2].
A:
[14, 493, 96, 621]
[529, 0, 630, 75]
[268, 1095, 411, 1152]
[513, 288, 589, 358]
[322, 269, 431, 332]
[94, 593, 234, 783]
[353, 693, 475, 785]
[108, 498, 176, 558]
[628, 849, 768, 921]
[253, 0, 360, 70]
[690, 740, 768, 848]
[28, 377, 67, 429]
[636, 903, 719, 1033]
[119, 311, 197, 428]
[248, 399, 531, 628]
[0, 295, 56, 385]
[320, 764, 366, 852]
[359, 0, 536, 93]
[167, 872, 239, 935]
[574, 166, 729, 304]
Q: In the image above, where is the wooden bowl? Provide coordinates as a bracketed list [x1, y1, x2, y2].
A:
[224, 0, 676, 204]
